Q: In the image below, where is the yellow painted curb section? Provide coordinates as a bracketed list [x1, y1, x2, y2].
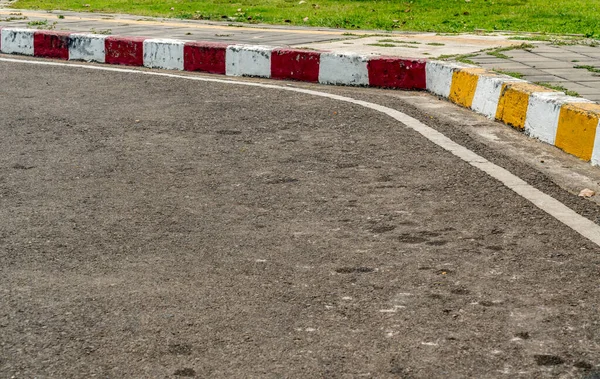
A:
[448, 68, 486, 108]
[555, 103, 600, 162]
[495, 83, 553, 130]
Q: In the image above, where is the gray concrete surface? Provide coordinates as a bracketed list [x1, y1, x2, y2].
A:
[1, 58, 600, 378]
[468, 44, 600, 102]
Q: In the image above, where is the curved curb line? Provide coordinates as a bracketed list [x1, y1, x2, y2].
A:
[1, 27, 598, 167]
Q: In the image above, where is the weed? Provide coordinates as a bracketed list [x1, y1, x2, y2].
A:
[89, 28, 112, 35]
[535, 82, 580, 97]
[456, 57, 476, 64]
[439, 52, 477, 64]
[367, 43, 396, 47]
[378, 39, 420, 44]
[487, 51, 510, 59]
[574, 65, 600, 73]
[27, 19, 48, 26]
[493, 70, 524, 79]
[0, 16, 28, 21]
[484, 43, 535, 59]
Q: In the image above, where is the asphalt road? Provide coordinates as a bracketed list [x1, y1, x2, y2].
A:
[1, 58, 600, 378]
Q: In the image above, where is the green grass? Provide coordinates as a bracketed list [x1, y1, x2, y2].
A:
[492, 70, 524, 79]
[509, 34, 599, 46]
[10, 0, 600, 34]
[26, 19, 47, 26]
[574, 65, 600, 73]
[377, 39, 420, 44]
[534, 82, 580, 97]
[367, 43, 397, 48]
[487, 51, 510, 59]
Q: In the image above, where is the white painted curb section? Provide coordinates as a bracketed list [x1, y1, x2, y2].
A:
[525, 93, 592, 145]
[425, 61, 459, 98]
[226, 45, 272, 78]
[319, 52, 369, 86]
[143, 39, 185, 71]
[471, 75, 523, 119]
[1, 28, 34, 56]
[69, 33, 107, 63]
[592, 121, 600, 166]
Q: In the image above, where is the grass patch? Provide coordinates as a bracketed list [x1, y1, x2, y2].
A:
[367, 43, 418, 48]
[27, 19, 47, 26]
[456, 57, 476, 65]
[492, 70, 524, 79]
[535, 82, 580, 97]
[574, 65, 600, 73]
[89, 28, 112, 35]
[487, 51, 510, 59]
[426, 42, 445, 46]
[485, 43, 535, 59]
[0, 16, 28, 21]
[437, 52, 478, 65]
[377, 39, 420, 44]
[509, 34, 599, 46]
[367, 43, 396, 48]
[10, 0, 600, 33]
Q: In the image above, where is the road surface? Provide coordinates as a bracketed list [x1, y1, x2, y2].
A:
[1, 57, 600, 378]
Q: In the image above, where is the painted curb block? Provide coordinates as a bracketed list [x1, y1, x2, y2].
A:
[1, 27, 598, 167]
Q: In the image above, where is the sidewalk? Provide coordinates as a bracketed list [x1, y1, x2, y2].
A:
[2, 8, 598, 102]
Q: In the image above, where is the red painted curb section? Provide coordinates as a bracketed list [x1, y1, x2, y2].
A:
[368, 57, 426, 90]
[271, 49, 320, 83]
[105, 36, 146, 66]
[33, 31, 71, 60]
[183, 41, 227, 74]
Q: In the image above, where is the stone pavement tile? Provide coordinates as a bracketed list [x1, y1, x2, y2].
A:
[527, 45, 567, 53]
[560, 82, 596, 92]
[528, 61, 581, 69]
[560, 45, 600, 54]
[565, 58, 600, 64]
[506, 55, 556, 62]
[502, 68, 547, 76]
[470, 57, 513, 64]
[580, 53, 600, 59]
[572, 87, 600, 95]
[536, 52, 592, 60]
[576, 81, 600, 89]
[584, 95, 600, 102]
[477, 62, 532, 70]
[506, 50, 546, 57]
[546, 69, 600, 81]
[524, 75, 568, 82]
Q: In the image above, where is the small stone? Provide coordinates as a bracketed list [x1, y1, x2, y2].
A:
[579, 188, 596, 198]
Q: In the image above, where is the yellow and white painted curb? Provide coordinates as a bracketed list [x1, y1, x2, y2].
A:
[426, 60, 600, 167]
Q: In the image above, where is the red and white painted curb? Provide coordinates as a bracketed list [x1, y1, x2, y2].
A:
[1, 27, 599, 167]
[0, 28, 425, 89]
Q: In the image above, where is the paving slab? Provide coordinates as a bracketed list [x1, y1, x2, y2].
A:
[528, 61, 581, 69]
[523, 75, 568, 83]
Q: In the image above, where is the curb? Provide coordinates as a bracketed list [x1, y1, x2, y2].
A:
[1, 27, 599, 167]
